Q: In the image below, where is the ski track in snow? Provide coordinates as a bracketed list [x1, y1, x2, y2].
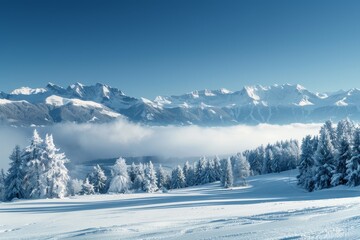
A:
[1, 170, 360, 239]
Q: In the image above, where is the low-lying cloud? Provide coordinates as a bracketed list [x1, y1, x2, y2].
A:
[0, 119, 321, 169]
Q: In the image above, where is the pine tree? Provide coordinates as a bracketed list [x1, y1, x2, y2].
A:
[0, 169, 6, 201]
[297, 135, 315, 191]
[5, 145, 25, 200]
[194, 157, 207, 185]
[332, 136, 351, 186]
[22, 129, 46, 199]
[129, 162, 137, 183]
[183, 161, 194, 187]
[89, 164, 107, 194]
[144, 161, 158, 193]
[171, 165, 186, 189]
[263, 146, 273, 174]
[213, 156, 222, 181]
[234, 153, 250, 185]
[346, 128, 360, 186]
[204, 158, 217, 184]
[223, 158, 233, 188]
[133, 163, 145, 191]
[156, 164, 167, 189]
[108, 158, 131, 193]
[314, 126, 336, 190]
[42, 134, 70, 198]
[81, 177, 95, 195]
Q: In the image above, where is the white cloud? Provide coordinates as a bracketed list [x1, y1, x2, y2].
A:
[0, 120, 322, 169]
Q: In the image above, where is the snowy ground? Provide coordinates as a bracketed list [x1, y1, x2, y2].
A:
[1, 170, 360, 239]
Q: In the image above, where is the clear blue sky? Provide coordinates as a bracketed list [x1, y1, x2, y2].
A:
[1, 0, 360, 98]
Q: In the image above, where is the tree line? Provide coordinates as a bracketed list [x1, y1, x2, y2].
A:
[297, 119, 360, 191]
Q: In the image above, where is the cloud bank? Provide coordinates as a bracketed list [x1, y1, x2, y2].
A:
[0, 120, 321, 169]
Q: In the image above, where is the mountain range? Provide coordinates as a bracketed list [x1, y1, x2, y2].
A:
[0, 83, 359, 126]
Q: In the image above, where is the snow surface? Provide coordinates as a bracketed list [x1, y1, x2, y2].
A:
[1, 170, 360, 239]
[10, 87, 47, 95]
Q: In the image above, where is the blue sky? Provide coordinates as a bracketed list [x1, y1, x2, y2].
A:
[0, 0, 360, 98]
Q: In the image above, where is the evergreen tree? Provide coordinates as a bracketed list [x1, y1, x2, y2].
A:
[171, 165, 186, 189]
[234, 153, 250, 185]
[194, 157, 207, 185]
[183, 161, 194, 187]
[133, 163, 145, 191]
[156, 164, 167, 189]
[0, 169, 6, 201]
[89, 164, 107, 194]
[332, 136, 351, 186]
[223, 158, 233, 188]
[144, 161, 158, 193]
[263, 146, 273, 174]
[22, 129, 46, 199]
[213, 156, 222, 181]
[42, 134, 70, 198]
[204, 158, 217, 183]
[314, 126, 336, 190]
[81, 177, 95, 195]
[129, 162, 137, 183]
[346, 128, 360, 186]
[5, 145, 25, 200]
[108, 157, 131, 193]
[297, 135, 315, 191]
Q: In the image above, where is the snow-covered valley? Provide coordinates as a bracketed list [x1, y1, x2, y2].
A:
[1, 170, 360, 240]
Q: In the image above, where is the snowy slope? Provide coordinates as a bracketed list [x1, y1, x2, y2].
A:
[1, 170, 360, 239]
[2, 83, 360, 126]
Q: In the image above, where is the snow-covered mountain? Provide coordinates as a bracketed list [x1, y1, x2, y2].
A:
[1, 83, 360, 126]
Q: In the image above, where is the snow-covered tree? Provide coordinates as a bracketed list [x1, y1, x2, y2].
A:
[133, 163, 145, 191]
[81, 177, 95, 195]
[263, 146, 273, 174]
[22, 129, 46, 199]
[297, 135, 315, 191]
[222, 158, 233, 188]
[68, 178, 83, 196]
[204, 158, 217, 183]
[108, 158, 131, 193]
[213, 156, 222, 181]
[129, 162, 137, 183]
[183, 161, 194, 187]
[314, 126, 336, 190]
[336, 118, 355, 146]
[194, 157, 207, 185]
[233, 153, 250, 185]
[171, 165, 186, 189]
[42, 134, 70, 198]
[156, 164, 168, 189]
[5, 145, 25, 200]
[332, 136, 351, 186]
[89, 164, 107, 194]
[0, 169, 6, 201]
[144, 161, 158, 193]
[346, 128, 360, 186]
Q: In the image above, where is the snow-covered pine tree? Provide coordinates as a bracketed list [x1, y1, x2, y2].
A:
[346, 128, 360, 186]
[324, 120, 337, 147]
[171, 165, 186, 189]
[183, 161, 194, 187]
[194, 157, 207, 185]
[213, 156, 222, 181]
[314, 126, 336, 190]
[68, 178, 83, 196]
[42, 134, 70, 198]
[234, 153, 250, 185]
[129, 162, 137, 183]
[204, 158, 217, 183]
[332, 136, 351, 186]
[223, 158, 233, 188]
[5, 145, 25, 200]
[297, 135, 315, 191]
[263, 145, 273, 174]
[336, 118, 355, 146]
[0, 169, 6, 201]
[89, 164, 107, 194]
[81, 177, 95, 195]
[108, 157, 131, 193]
[144, 161, 158, 193]
[133, 163, 145, 191]
[22, 130, 46, 199]
[156, 164, 167, 189]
